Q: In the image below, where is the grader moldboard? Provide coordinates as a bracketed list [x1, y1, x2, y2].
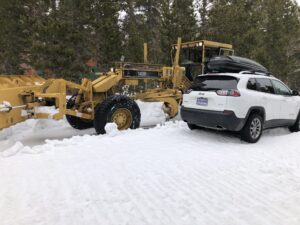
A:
[0, 38, 233, 134]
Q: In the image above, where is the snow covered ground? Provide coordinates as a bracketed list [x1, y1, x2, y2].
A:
[1, 102, 300, 225]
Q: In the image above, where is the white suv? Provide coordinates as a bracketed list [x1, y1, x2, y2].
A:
[181, 72, 300, 143]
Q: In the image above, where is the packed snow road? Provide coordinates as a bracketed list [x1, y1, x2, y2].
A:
[0, 104, 300, 225]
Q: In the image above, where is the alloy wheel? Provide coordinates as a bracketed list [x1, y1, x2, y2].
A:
[250, 118, 262, 139]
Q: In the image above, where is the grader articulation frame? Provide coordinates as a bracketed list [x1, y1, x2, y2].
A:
[0, 38, 233, 134]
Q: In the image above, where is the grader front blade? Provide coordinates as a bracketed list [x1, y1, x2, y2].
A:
[0, 75, 46, 130]
[0, 74, 94, 130]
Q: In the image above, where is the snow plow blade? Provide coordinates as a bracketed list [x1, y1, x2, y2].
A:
[0, 74, 93, 130]
[0, 75, 46, 129]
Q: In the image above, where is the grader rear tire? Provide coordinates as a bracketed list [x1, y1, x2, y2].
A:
[94, 95, 141, 134]
[66, 95, 94, 130]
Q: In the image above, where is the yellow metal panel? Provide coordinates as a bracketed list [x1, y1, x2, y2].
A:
[0, 75, 45, 88]
[174, 38, 182, 67]
[202, 40, 233, 49]
[124, 80, 139, 86]
[92, 72, 122, 93]
[66, 109, 93, 120]
[144, 43, 148, 64]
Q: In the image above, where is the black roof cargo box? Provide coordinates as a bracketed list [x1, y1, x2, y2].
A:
[207, 56, 269, 74]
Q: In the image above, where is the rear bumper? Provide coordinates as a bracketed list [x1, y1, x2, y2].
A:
[181, 106, 245, 131]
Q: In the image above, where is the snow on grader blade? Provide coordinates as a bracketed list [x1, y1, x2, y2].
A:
[0, 38, 234, 134]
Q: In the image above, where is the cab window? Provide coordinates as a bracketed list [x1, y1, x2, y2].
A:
[271, 80, 291, 96]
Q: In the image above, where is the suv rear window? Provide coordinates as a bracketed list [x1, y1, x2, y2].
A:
[192, 75, 238, 91]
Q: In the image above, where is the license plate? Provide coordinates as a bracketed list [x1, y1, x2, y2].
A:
[196, 97, 208, 106]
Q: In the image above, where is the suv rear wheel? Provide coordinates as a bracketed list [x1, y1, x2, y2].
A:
[241, 114, 263, 143]
[289, 112, 300, 132]
[187, 123, 199, 130]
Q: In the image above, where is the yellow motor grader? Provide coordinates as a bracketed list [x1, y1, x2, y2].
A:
[0, 38, 233, 134]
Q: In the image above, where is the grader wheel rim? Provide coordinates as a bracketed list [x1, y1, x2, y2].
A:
[111, 108, 133, 130]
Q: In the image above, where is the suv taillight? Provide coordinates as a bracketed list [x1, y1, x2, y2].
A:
[216, 89, 241, 97]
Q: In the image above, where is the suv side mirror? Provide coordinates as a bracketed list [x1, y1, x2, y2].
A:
[292, 90, 299, 96]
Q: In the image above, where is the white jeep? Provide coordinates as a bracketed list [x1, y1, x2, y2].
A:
[181, 72, 300, 143]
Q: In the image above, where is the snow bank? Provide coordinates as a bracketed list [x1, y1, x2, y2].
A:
[0, 101, 166, 153]
[0, 119, 95, 153]
[136, 100, 166, 127]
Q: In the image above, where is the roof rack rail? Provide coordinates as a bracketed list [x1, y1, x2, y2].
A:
[239, 71, 272, 76]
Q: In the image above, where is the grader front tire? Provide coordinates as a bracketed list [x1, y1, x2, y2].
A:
[94, 96, 141, 134]
[66, 95, 94, 130]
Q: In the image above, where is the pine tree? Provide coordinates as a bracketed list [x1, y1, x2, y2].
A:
[160, 0, 198, 64]
[0, 0, 31, 74]
[122, 0, 146, 63]
[261, 0, 300, 79]
[208, 0, 264, 57]
[29, 1, 93, 80]
[135, 0, 164, 63]
[207, 0, 300, 81]
[1, 0, 298, 87]
[29, 0, 123, 80]
[172, 0, 198, 41]
[160, 0, 176, 64]
[196, 0, 210, 38]
[90, 0, 122, 70]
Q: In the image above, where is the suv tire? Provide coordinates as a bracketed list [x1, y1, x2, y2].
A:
[289, 112, 300, 132]
[241, 114, 263, 143]
[187, 123, 199, 130]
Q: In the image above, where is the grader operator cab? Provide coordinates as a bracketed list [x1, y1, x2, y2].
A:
[172, 40, 234, 81]
[0, 38, 233, 134]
